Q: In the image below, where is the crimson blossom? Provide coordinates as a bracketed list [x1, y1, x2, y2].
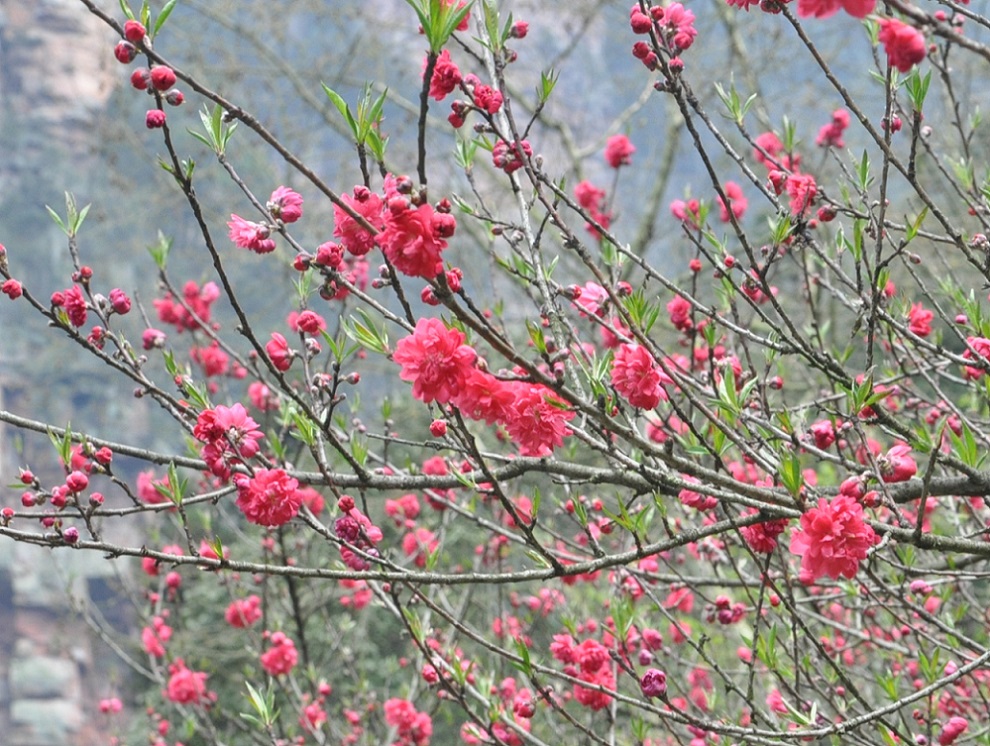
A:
[789, 495, 879, 583]
[379, 200, 453, 278]
[877, 17, 927, 73]
[611, 343, 670, 410]
[796, 0, 875, 18]
[227, 214, 275, 254]
[165, 660, 212, 706]
[392, 317, 477, 404]
[234, 468, 303, 527]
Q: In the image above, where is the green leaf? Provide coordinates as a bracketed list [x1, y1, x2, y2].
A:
[152, 0, 178, 37]
[538, 69, 559, 104]
[904, 69, 932, 113]
[904, 207, 928, 243]
[47, 424, 74, 468]
[323, 84, 358, 139]
[119, 0, 135, 20]
[148, 231, 172, 272]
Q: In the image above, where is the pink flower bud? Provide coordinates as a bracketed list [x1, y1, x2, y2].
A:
[430, 420, 448, 437]
[109, 288, 131, 314]
[2, 279, 22, 299]
[150, 66, 177, 91]
[130, 68, 151, 90]
[165, 89, 185, 107]
[114, 41, 137, 64]
[640, 668, 667, 698]
[62, 526, 80, 544]
[146, 109, 166, 129]
[123, 20, 146, 43]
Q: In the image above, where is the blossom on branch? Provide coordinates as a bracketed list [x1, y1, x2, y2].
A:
[789, 495, 879, 583]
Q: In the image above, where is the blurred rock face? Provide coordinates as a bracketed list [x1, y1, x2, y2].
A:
[0, 1, 116, 196]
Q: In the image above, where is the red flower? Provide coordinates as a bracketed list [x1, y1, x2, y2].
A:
[267, 186, 304, 224]
[492, 139, 532, 174]
[878, 18, 927, 73]
[63, 285, 88, 327]
[740, 513, 790, 553]
[165, 660, 212, 706]
[266, 332, 293, 371]
[939, 717, 969, 746]
[227, 214, 276, 254]
[225, 595, 262, 628]
[797, 0, 875, 18]
[123, 20, 146, 43]
[785, 172, 817, 217]
[2, 279, 22, 299]
[604, 135, 635, 168]
[452, 369, 515, 424]
[334, 186, 384, 256]
[503, 383, 574, 457]
[392, 317, 477, 404]
[816, 109, 850, 148]
[260, 632, 298, 676]
[907, 303, 933, 337]
[384, 699, 433, 746]
[145, 108, 166, 128]
[234, 468, 303, 527]
[428, 49, 461, 101]
[789, 495, 878, 583]
[717, 181, 748, 222]
[611, 343, 669, 410]
[963, 336, 990, 378]
[879, 444, 917, 483]
[379, 201, 451, 279]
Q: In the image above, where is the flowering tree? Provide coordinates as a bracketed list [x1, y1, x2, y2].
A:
[4, 1, 990, 745]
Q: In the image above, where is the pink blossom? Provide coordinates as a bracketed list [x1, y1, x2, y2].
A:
[334, 186, 384, 256]
[663, 3, 698, 50]
[797, 0, 875, 19]
[227, 214, 276, 254]
[640, 668, 667, 698]
[473, 84, 503, 114]
[384, 699, 433, 746]
[1, 279, 21, 299]
[260, 632, 298, 676]
[266, 332, 293, 371]
[492, 139, 533, 174]
[939, 717, 969, 746]
[503, 383, 574, 457]
[611, 343, 669, 410]
[137, 470, 170, 505]
[907, 303, 933, 337]
[165, 660, 212, 706]
[63, 285, 88, 327]
[190, 342, 229, 378]
[267, 186, 304, 224]
[879, 444, 917, 483]
[816, 109, 850, 148]
[604, 135, 635, 168]
[108, 288, 131, 314]
[392, 317, 477, 404]
[142, 616, 172, 657]
[428, 49, 461, 101]
[786, 173, 817, 217]
[379, 201, 451, 279]
[717, 181, 747, 222]
[225, 595, 262, 628]
[740, 514, 790, 553]
[234, 468, 303, 527]
[452, 369, 515, 424]
[789, 495, 879, 583]
[963, 336, 990, 378]
[878, 18, 927, 73]
[667, 295, 693, 332]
